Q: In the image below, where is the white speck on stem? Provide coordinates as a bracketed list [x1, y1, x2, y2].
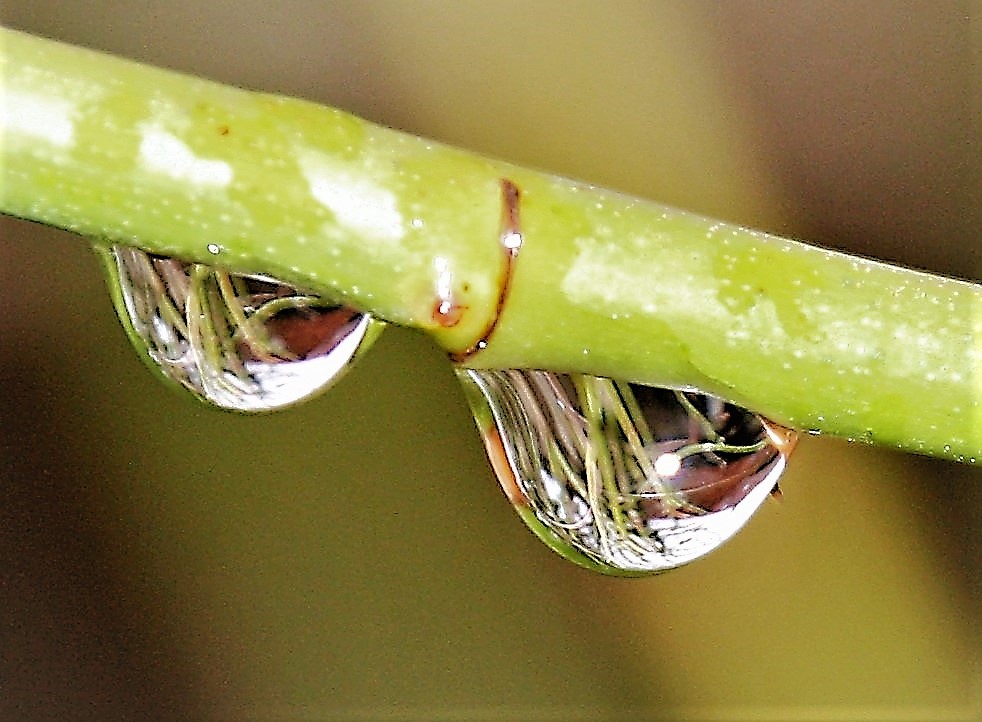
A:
[139, 125, 233, 187]
[2, 89, 76, 147]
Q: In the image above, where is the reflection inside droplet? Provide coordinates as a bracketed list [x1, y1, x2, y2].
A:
[100, 245, 382, 411]
[458, 369, 797, 575]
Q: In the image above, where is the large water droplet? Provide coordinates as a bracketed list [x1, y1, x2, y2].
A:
[459, 369, 797, 575]
[100, 246, 382, 411]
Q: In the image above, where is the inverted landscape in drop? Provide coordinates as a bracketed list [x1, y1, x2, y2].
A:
[459, 368, 797, 575]
[101, 246, 381, 412]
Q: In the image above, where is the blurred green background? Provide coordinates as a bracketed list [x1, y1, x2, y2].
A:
[1, 2, 978, 719]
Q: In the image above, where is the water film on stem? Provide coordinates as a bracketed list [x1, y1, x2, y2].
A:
[459, 368, 798, 575]
[100, 246, 382, 411]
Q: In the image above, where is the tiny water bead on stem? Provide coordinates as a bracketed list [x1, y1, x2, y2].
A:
[459, 369, 797, 575]
[99, 246, 383, 411]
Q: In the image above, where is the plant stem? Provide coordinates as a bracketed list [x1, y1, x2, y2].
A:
[1, 28, 978, 462]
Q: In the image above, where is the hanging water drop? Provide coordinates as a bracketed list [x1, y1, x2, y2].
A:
[458, 369, 797, 575]
[99, 245, 383, 411]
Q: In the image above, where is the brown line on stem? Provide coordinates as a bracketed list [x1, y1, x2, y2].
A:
[449, 177, 523, 363]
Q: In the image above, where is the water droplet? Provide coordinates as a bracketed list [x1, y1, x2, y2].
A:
[101, 246, 382, 411]
[458, 369, 797, 575]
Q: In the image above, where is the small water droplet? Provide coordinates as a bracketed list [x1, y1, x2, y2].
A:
[101, 246, 382, 411]
[206, 243, 222, 255]
[459, 369, 797, 575]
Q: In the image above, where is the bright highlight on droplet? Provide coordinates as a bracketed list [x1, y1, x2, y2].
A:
[458, 369, 797, 575]
[654, 452, 682, 478]
[100, 245, 382, 411]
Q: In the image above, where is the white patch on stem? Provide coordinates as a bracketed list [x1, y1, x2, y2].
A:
[562, 236, 724, 319]
[2, 89, 76, 147]
[298, 152, 405, 243]
[138, 125, 233, 187]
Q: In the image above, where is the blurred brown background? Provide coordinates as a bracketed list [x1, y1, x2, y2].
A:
[1, 2, 979, 719]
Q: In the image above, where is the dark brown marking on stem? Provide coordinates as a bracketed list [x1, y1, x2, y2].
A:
[431, 298, 467, 327]
[450, 178, 523, 362]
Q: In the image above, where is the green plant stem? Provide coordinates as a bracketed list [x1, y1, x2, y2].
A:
[2, 28, 978, 462]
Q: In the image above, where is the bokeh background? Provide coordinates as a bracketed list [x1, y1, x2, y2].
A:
[1, 2, 979, 719]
